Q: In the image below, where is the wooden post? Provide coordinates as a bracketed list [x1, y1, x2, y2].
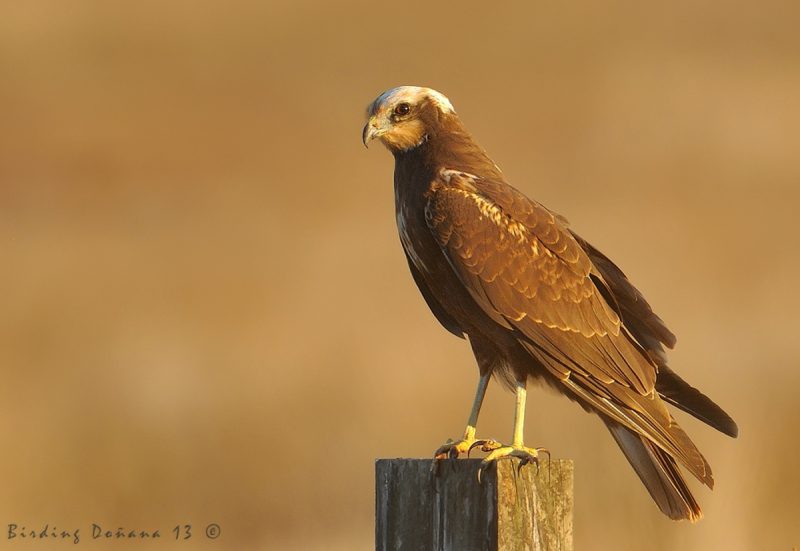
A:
[376, 458, 573, 551]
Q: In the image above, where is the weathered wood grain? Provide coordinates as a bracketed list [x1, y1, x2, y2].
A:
[376, 458, 573, 551]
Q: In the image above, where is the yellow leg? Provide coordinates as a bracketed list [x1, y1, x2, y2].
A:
[434, 372, 490, 459]
[472, 379, 548, 480]
[512, 380, 526, 447]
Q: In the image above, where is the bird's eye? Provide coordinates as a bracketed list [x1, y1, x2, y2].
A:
[394, 103, 411, 116]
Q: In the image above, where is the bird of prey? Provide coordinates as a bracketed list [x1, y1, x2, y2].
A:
[363, 86, 737, 521]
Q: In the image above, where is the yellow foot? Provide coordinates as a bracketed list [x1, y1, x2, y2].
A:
[468, 441, 550, 482]
[433, 437, 480, 460]
[431, 435, 498, 474]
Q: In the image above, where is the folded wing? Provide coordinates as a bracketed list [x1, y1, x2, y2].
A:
[424, 170, 713, 487]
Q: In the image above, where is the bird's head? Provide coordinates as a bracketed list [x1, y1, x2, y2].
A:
[363, 86, 456, 152]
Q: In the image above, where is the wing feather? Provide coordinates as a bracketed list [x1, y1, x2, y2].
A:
[425, 173, 648, 390]
[425, 170, 712, 486]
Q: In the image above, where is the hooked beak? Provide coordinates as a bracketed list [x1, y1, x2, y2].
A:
[362, 117, 383, 148]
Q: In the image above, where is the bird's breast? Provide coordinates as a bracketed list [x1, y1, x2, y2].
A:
[396, 201, 428, 272]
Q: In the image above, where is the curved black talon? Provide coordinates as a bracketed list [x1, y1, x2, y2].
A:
[538, 448, 551, 462]
[467, 438, 501, 458]
[477, 460, 494, 484]
[433, 442, 461, 461]
[516, 453, 538, 475]
[516, 447, 550, 474]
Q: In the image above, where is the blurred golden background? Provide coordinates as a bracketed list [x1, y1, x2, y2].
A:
[1, 1, 798, 549]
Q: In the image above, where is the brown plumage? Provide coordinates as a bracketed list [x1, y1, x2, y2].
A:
[363, 86, 737, 521]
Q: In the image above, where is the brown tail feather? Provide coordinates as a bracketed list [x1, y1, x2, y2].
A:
[657, 365, 739, 438]
[606, 420, 703, 522]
